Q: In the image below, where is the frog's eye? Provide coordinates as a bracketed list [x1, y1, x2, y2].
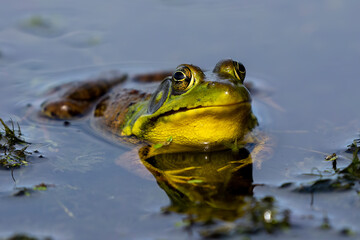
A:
[213, 59, 246, 83]
[233, 61, 246, 82]
[172, 66, 195, 94]
[148, 77, 172, 114]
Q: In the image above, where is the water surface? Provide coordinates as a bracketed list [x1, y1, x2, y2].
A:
[1, 1, 360, 239]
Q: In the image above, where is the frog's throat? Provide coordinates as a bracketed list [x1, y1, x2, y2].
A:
[130, 101, 254, 147]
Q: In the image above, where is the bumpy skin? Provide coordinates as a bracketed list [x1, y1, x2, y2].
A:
[41, 72, 127, 119]
[41, 59, 258, 150]
[94, 88, 151, 134]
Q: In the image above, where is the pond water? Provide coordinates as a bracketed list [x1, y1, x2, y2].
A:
[1, 1, 360, 239]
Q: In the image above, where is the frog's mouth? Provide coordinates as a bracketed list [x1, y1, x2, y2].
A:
[154, 101, 251, 120]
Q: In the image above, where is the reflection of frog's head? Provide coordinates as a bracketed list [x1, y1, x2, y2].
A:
[123, 59, 258, 149]
[139, 146, 254, 221]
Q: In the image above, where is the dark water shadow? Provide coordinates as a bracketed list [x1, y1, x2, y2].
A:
[139, 146, 254, 222]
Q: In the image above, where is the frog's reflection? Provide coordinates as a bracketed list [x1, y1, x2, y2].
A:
[139, 147, 254, 221]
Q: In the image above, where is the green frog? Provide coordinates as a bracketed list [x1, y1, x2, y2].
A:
[41, 59, 259, 152]
[40, 60, 271, 224]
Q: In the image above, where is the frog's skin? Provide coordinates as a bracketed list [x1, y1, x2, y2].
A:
[41, 59, 258, 151]
[41, 72, 128, 119]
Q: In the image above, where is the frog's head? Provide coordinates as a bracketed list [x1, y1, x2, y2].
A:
[125, 59, 258, 149]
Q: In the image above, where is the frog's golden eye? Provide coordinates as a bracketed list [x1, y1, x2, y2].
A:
[172, 66, 195, 94]
[213, 59, 246, 83]
[233, 61, 246, 82]
[148, 77, 172, 114]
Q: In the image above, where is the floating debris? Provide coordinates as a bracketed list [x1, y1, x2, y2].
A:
[279, 182, 293, 188]
[1, 233, 52, 240]
[325, 153, 337, 161]
[340, 227, 354, 236]
[320, 215, 331, 230]
[12, 183, 55, 197]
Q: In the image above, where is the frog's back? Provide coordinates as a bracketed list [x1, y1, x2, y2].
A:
[41, 72, 127, 119]
[39, 59, 260, 151]
[92, 88, 150, 136]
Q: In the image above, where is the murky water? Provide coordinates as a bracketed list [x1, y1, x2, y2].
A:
[1, 1, 360, 239]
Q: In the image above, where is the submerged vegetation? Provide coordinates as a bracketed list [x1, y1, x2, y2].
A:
[175, 196, 291, 238]
[25, 16, 53, 29]
[0, 118, 30, 169]
[214, 196, 290, 236]
[243, 196, 291, 234]
[19, 15, 64, 38]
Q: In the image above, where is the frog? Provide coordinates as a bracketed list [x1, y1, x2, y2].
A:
[39, 60, 271, 223]
[41, 59, 260, 153]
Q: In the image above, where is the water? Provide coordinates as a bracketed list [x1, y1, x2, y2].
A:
[1, 1, 360, 239]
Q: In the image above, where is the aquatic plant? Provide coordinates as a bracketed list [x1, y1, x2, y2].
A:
[296, 140, 360, 193]
[341, 141, 360, 179]
[0, 118, 30, 169]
